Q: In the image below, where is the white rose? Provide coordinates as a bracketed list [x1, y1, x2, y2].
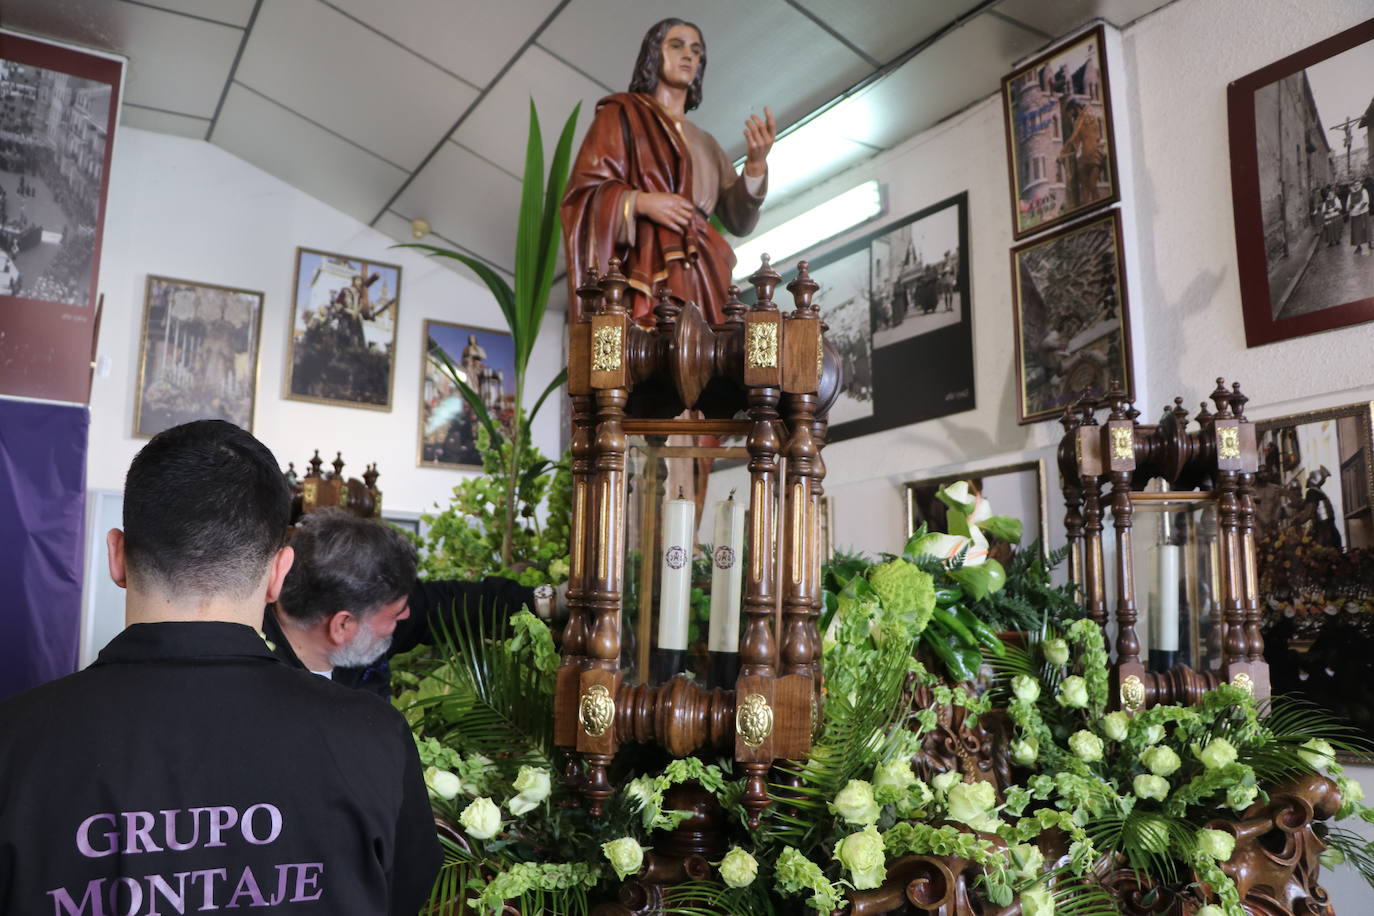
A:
[507, 765, 552, 816]
[458, 796, 501, 840]
[424, 767, 461, 801]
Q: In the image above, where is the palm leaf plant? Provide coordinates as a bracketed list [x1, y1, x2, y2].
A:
[399, 100, 579, 574]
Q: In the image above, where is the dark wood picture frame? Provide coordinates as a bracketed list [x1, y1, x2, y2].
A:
[904, 459, 1050, 550]
[133, 275, 264, 439]
[1253, 400, 1374, 758]
[1001, 25, 1120, 240]
[0, 30, 122, 404]
[1227, 18, 1374, 348]
[417, 319, 516, 470]
[1010, 209, 1133, 425]
[284, 246, 401, 411]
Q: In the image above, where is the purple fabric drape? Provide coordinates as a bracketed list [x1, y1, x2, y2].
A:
[0, 398, 88, 699]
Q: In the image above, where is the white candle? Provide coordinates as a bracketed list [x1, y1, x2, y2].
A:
[657, 489, 695, 652]
[708, 491, 746, 653]
[1155, 543, 1180, 652]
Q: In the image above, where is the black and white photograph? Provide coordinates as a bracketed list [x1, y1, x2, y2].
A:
[133, 276, 264, 439]
[0, 58, 110, 307]
[1228, 18, 1374, 347]
[790, 192, 974, 442]
[284, 247, 401, 410]
[869, 202, 963, 347]
[1011, 209, 1131, 424]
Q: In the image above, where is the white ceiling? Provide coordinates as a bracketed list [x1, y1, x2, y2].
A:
[1, 0, 1176, 284]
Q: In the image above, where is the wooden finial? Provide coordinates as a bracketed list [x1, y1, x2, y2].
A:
[786, 260, 819, 314]
[723, 285, 747, 322]
[599, 258, 630, 315]
[1229, 381, 1249, 420]
[308, 450, 323, 478]
[1210, 378, 1232, 417]
[576, 265, 604, 316]
[653, 284, 680, 334]
[331, 452, 345, 479]
[748, 254, 781, 307]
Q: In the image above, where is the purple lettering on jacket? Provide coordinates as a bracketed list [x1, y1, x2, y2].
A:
[187, 868, 227, 911]
[121, 811, 163, 855]
[290, 864, 324, 903]
[161, 810, 200, 852]
[145, 872, 189, 915]
[48, 878, 104, 916]
[108, 877, 142, 916]
[239, 804, 281, 846]
[224, 865, 268, 908]
[75, 813, 119, 858]
[191, 807, 237, 848]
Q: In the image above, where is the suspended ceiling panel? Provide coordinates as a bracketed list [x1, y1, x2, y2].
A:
[392, 142, 522, 274]
[995, 0, 1180, 39]
[791, 0, 996, 65]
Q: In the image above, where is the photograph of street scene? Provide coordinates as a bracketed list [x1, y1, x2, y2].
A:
[0, 57, 110, 306]
[1254, 35, 1374, 320]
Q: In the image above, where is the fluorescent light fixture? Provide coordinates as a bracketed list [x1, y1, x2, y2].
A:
[733, 180, 884, 280]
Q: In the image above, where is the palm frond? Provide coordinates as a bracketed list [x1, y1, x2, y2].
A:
[1086, 810, 1198, 887]
[394, 242, 517, 334]
[529, 367, 570, 425]
[1324, 826, 1374, 892]
[661, 881, 776, 916]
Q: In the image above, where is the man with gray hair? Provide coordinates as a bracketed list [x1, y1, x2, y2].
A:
[265, 508, 535, 695]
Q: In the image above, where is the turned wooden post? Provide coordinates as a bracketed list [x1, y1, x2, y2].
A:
[1059, 399, 1086, 590]
[1102, 381, 1146, 712]
[1076, 399, 1109, 631]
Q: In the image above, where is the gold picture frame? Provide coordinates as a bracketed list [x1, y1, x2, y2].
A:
[283, 246, 401, 411]
[133, 274, 264, 439]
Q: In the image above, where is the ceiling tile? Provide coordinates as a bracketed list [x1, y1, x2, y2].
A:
[121, 104, 210, 139]
[1, 0, 240, 117]
[994, 0, 1173, 41]
[324, 0, 564, 88]
[375, 209, 516, 286]
[394, 144, 521, 273]
[213, 83, 408, 224]
[450, 45, 602, 179]
[541, 0, 874, 160]
[789, 0, 991, 65]
[136, 0, 258, 28]
[234, 0, 477, 170]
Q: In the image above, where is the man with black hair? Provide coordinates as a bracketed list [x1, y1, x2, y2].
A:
[0, 420, 440, 915]
[266, 507, 536, 695]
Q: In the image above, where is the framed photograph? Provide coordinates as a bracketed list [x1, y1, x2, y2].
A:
[284, 247, 401, 410]
[418, 320, 515, 469]
[1002, 26, 1119, 239]
[904, 459, 1050, 556]
[133, 275, 264, 438]
[1254, 401, 1374, 755]
[756, 192, 974, 443]
[1227, 18, 1374, 348]
[1011, 209, 1132, 424]
[0, 31, 122, 403]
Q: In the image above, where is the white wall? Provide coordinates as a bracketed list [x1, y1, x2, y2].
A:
[91, 127, 563, 516]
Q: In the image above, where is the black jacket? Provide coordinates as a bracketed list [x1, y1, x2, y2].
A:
[264, 576, 535, 695]
[0, 622, 441, 915]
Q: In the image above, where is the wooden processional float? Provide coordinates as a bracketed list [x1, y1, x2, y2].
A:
[554, 254, 840, 828]
[1058, 378, 1270, 714]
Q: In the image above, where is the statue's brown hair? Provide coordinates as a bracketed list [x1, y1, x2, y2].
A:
[628, 18, 706, 112]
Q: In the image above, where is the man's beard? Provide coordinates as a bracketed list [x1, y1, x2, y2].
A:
[328, 626, 393, 669]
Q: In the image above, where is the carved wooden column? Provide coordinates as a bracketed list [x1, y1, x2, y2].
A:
[1058, 402, 1086, 591]
[1102, 382, 1146, 713]
[1076, 401, 1109, 632]
[579, 260, 633, 815]
[1228, 383, 1268, 701]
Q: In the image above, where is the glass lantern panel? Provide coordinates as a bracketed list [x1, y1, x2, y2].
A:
[1125, 493, 1221, 674]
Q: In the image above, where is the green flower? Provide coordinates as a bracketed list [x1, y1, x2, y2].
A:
[830, 779, 881, 826]
[1226, 784, 1259, 811]
[834, 825, 886, 890]
[424, 766, 461, 801]
[601, 837, 646, 880]
[547, 556, 570, 582]
[1133, 774, 1169, 801]
[946, 780, 1000, 832]
[507, 765, 551, 816]
[1196, 828, 1236, 861]
[1008, 843, 1045, 883]
[1069, 730, 1104, 762]
[1337, 776, 1364, 816]
[1042, 638, 1070, 665]
[458, 796, 501, 840]
[1197, 738, 1237, 770]
[932, 771, 961, 796]
[1011, 737, 1039, 766]
[1056, 676, 1088, 708]
[1139, 724, 1165, 746]
[1299, 738, 1336, 772]
[908, 778, 934, 809]
[1021, 883, 1054, 916]
[1012, 675, 1040, 702]
[1101, 712, 1130, 742]
[1140, 745, 1182, 777]
[874, 758, 917, 792]
[719, 847, 758, 888]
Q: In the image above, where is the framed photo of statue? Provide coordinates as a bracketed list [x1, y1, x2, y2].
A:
[1253, 401, 1374, 756]
[133, 275, 264, 439]
[1001, 25, 1120, 239]
[284, 247, 401, 410]
[1010, 209, 1132, 425]
[418, 320, 516, 470]
[1226, 18, 1374, 348]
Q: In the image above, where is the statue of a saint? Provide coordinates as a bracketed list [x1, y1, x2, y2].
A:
[562, 17, 776, 324]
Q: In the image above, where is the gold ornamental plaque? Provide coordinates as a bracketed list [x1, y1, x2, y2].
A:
[1120, 674, 1145, 712]
[737, 693, 773, 748]
[746, 322, 778, 370]
[579, 683, 614, 738]
[592, 325, 623, 372]
[1217, 426, 1241, 460]
[1231, 672, 1255, 696]
[1110, 427, 1133, 462]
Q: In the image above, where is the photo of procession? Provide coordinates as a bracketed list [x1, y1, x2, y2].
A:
[0, 56, 110, 306]
[1250, 35, 1374, 322]
[869, 202, 963, 347]
[285, 248, 400, 409]
[418, 321, 515, 469]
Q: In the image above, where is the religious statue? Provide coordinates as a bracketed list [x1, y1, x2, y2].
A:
[562, 17, 776, 324]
